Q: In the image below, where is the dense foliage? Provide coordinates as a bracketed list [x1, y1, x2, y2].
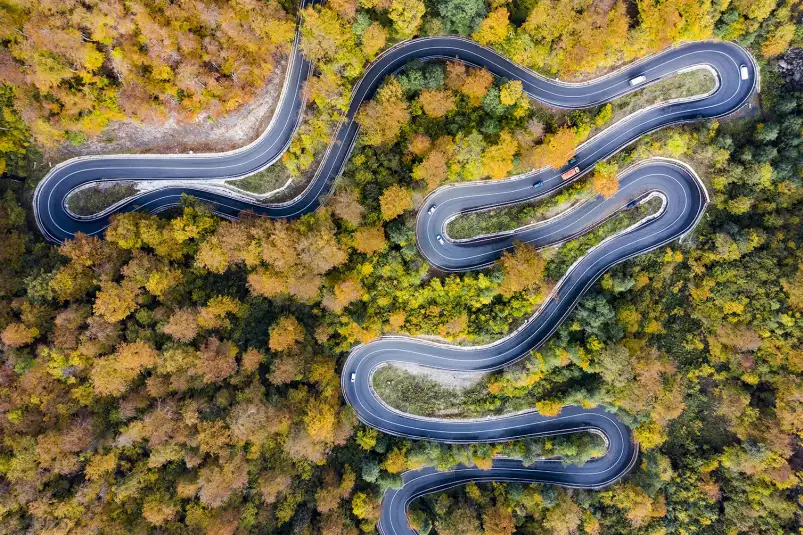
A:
[1, 0, 803, 534]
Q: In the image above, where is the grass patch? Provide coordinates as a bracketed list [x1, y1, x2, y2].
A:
[66, 183, 138, 216]
[446, 179, 594, 240]
[545, 196, 663, 280]
[227, 163, 292, 195]
[512, 432, 607, 466]
[589, 69, 717, 137]
[372, 365, 491, 419]
[372, 365, 606, 467]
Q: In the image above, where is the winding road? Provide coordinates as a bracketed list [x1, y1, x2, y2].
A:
[32, 17, 758, 535]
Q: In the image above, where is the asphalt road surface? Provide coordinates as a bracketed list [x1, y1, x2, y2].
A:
[32, 21, 757, 535]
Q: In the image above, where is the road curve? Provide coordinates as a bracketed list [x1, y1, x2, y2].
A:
[32, 23, 757, 535]
[344, 159, 704, 535]
[33, 38, 755, 242]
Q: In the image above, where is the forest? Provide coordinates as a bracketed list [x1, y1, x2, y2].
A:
[1, 0, 803, 534]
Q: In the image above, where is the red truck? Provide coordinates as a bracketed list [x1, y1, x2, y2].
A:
[561, 166, 580, 180]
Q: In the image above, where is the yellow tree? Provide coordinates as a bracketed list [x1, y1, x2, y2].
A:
[460, 67, 494, 106]
[412, 136, 454, 190]
[481, 131, 518, 179]
[761, 23, 795, 58]
[90, 340, 158, 396]
[247, 268, 288, 299]
[301, 6, 360, 69]
[527, 126, 578, 169]
[269, 316, 305, 352]
[353, 226, 387, 255]
[592, 161, 619, 198]
[782, 262, 803, 311]
[418, 88, 456, 118]
[50, 263, 96, 302]
[329, 188, 366, 226]
[356, 78, 410, 145]
[472, 8, 511, 46]
[362, 22, 388, 58]
[499, 80, 523, 106]
[306, 72, 350, 112]
[323, 276, 364, 313]
[379, 185, 413, 220]
[388, 0, 425, 39]
[197, 295, 245, 330]
[482, 505, 515, 535]
[626, 0, 714, 60]
[93, 281, 140, 323]
[498, 242, 546, 297]
[408, 133, 432, 155]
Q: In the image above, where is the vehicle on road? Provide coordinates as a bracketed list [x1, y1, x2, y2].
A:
[428, 204, 436, 214]
[351, 373, 356, 382]
[629, 75, 647, 86]
[436, 235, 444, 245]
[740, 65, 749, 80]
[626, 200, 638, 208]
[533, 181, 543, 188]
[568, 157, 578, 165]
[561, 166, 581, 180]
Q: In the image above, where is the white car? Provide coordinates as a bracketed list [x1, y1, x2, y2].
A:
[428, 204, 436, 215]
[436, 235, 444, 245]
[740, 65, 749, 80]
[351, 373, 356, 382]
[629, 75, 647, 86]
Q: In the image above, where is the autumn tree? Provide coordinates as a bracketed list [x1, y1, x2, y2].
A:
[481, 131, 518, 179]
[269, 316, 305, 352]
[460, 67, 494, 105]
[315, 467, 355, 513]
[91, 340, 158, 396]
[413, 136, 454, 190]
[323, 276, 364, 313]
[357, 78, 410, 146]
[419, 88, 456, 118]
[408, 133, 432, 156]
[2, 0, 294, 146]
[196, 337, 239, 384]
[301, 6, 363, 75]
[93, 281, 140, 323]
[498, 242, 547, 297]
[761, 22, 795, 58]
[388, 0, 425, 39]
[436, 501, 482, 535]
[482, 504, 515, 535]
[1, 322, 38, 348]
[362, 22, 388, 59]
[329, 188, 366, 226]
[499, 80, 523, 106]
[543, 490, 582, 535]
[527, 126, 579, 169]
[445, 61, 468, 90]
[353, 226, 387, 254]
[592, 161, 619, 198]
[472, 8, 511, 46]
[379, 185, 414, 220]
[163, 308, 199, 342]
